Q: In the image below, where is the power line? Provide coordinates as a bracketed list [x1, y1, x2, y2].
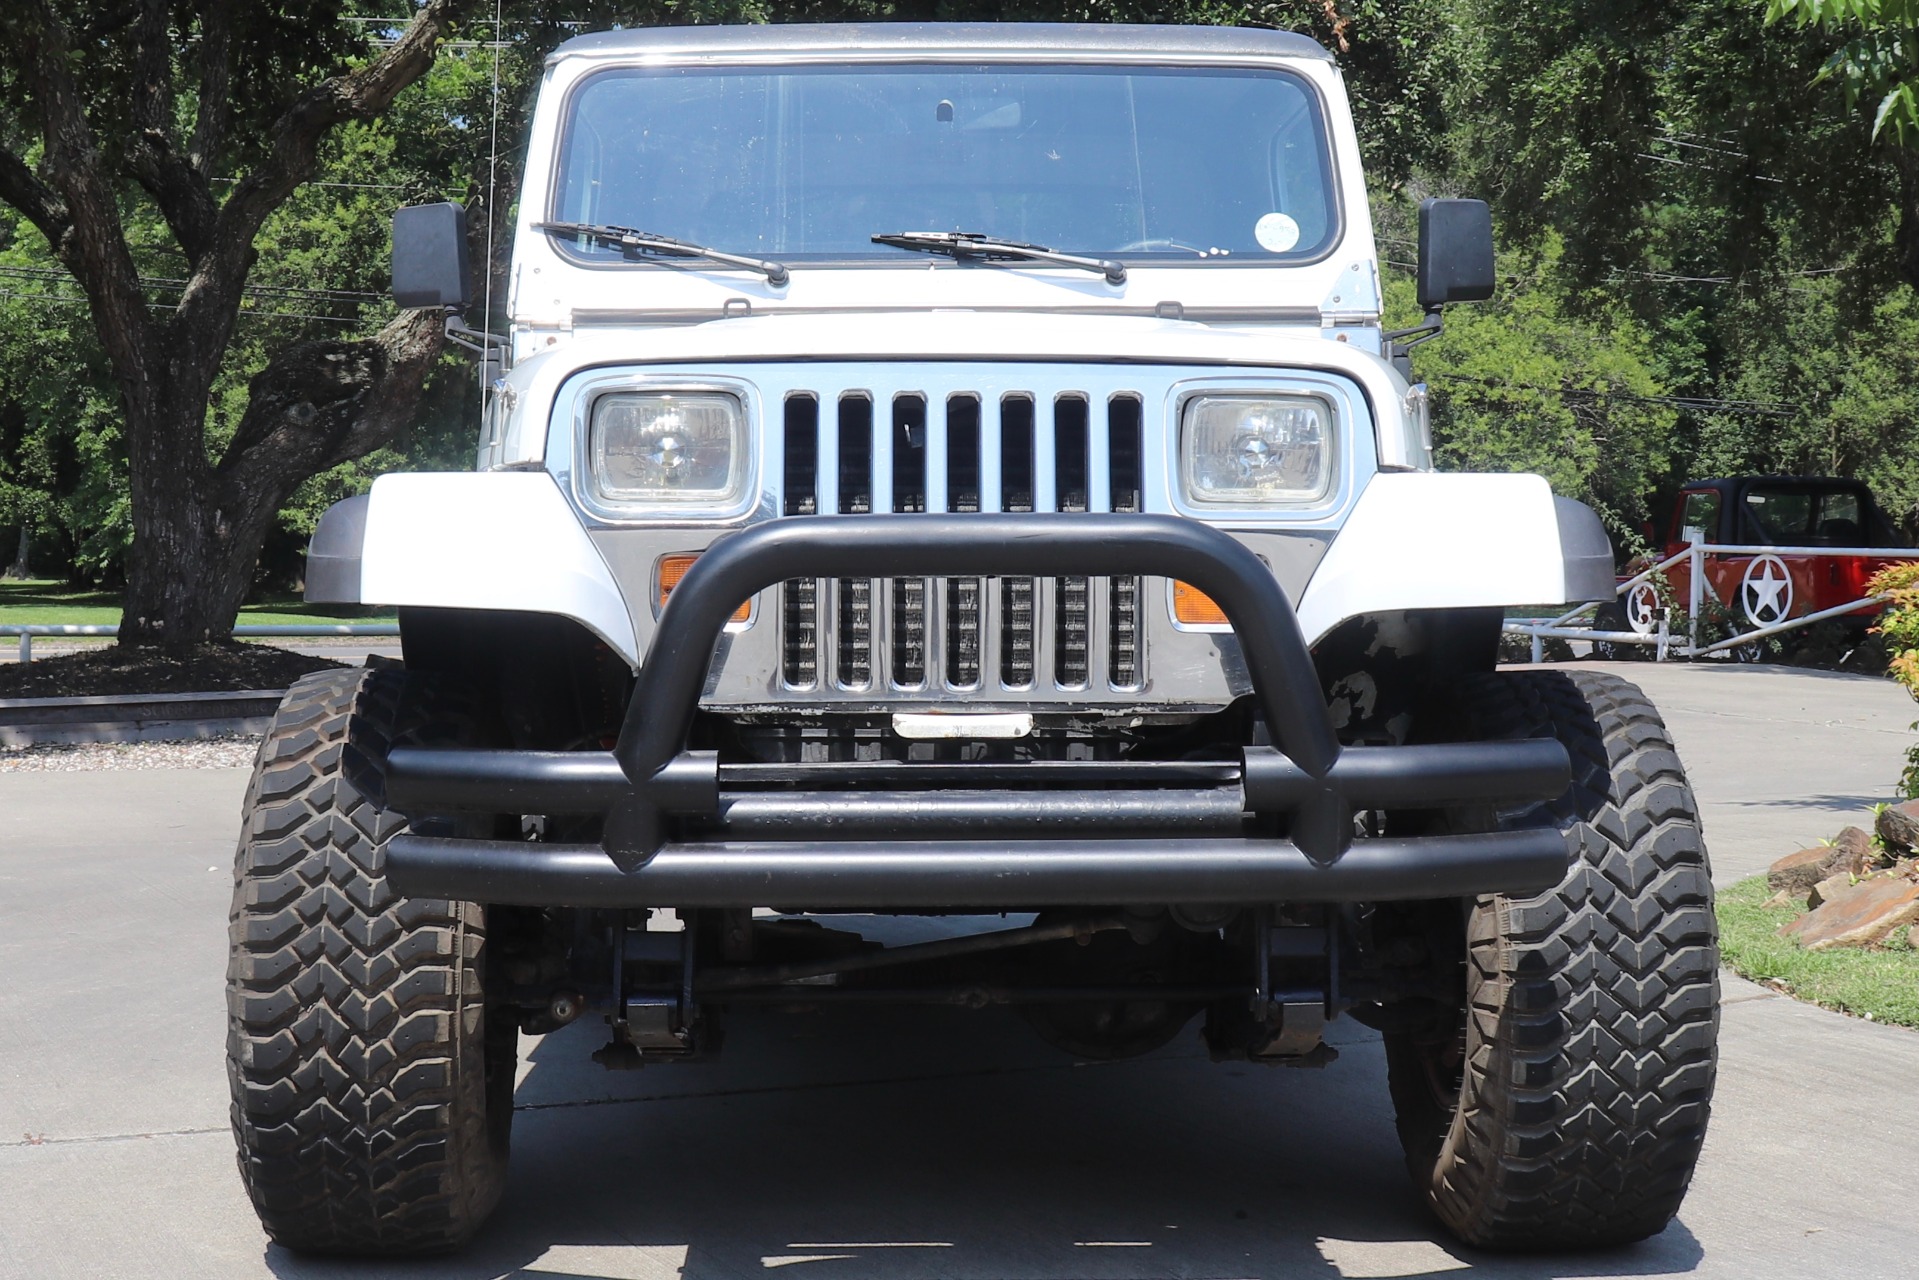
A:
[208, 176, 414, 192]
[0, 263, 382, 305]
[1432, 372, 1796, 418]
[0, 287, 358, 325]
[341, 15, 587, 26]
[1614, 265, 1855, 285]
[1640, 137, 1785, 184]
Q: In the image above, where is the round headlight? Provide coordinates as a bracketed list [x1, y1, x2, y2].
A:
[588, 392, 747, 507]
[1179, 394, 1332, 507]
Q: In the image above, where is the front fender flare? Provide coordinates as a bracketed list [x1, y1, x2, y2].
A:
[1295, 473, 1613, 645]
[305, 472, 638, 667]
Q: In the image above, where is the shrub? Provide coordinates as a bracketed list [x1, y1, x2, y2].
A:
[1867, 563, 1919, 797]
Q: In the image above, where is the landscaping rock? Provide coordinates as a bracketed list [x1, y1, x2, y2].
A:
[1769, 846, 1852, 895]
[1832, 826, 1882, 872]
[1876, 800, 1919, 855]
[1808, 872, 1856, 909]
[1782, 877, 1919, 951]
[1908, 925, 1919, 951]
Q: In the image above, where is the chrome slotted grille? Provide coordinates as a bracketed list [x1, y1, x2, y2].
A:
[778, 377, 1150, 696]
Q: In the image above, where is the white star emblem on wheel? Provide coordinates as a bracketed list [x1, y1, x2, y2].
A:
[1740, 555, 1793, 626]
[1625, 582, 1660, 634]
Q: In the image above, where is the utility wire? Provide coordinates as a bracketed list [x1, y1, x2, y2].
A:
[0, 287, 357, 325]
[0, 263, 382, 305]
[1432, 372, 1796, 417]
[209, 176, 413, 192]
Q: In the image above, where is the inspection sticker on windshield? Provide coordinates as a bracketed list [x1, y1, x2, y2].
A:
[1254, 212, 1300, 253]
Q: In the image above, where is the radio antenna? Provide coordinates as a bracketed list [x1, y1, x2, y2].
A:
[479, 0, 506, 413]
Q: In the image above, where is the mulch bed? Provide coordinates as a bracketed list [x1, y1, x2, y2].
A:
[0, 641, 345, 699]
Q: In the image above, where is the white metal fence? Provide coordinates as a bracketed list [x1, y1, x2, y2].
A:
[1505, 540, 1903, 662]
[1, 623, 401, 664]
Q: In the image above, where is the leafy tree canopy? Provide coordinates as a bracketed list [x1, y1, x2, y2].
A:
[2, 0, 1918, 621]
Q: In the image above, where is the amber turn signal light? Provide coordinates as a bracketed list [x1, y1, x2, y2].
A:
[657, 554, 750, 623]
[1172, 580, 1230, 626]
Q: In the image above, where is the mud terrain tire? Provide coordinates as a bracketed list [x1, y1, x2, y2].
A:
[1386, 670, 1719, 1250]
[226, 668, 514, 1254]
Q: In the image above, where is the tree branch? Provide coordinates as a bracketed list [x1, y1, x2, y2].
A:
[215, 307, 446, 503]
[186, 0, 232, 178]
[0, 142, 70, 247]
[12, 2, 158, 422]
[129, 0, 171, 136]
[126, 130, 220, 262]
[177, 0, 477, 389]
[124, 0, 219, 262]
[76, 3, 141, 44]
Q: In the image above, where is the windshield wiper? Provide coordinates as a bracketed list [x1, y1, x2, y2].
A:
[872, 231, 1126, 285]
[535, 221, 789, 286]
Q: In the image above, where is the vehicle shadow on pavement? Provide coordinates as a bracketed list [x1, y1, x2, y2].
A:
[260, 1002, 1704, 1280]
[1734, 792, 1888, 813]
[1671, 663, 1897, 685]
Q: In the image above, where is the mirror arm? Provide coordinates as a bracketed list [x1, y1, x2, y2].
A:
[443, 307, 508, 357]
[1381, 307, 1444, 358]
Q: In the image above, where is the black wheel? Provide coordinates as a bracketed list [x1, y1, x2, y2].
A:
[1386, 670, 1719, 1250]
[1728, 623, 1783, 664]
[1590, 603, 1646, 662]
[226, 668, 516, 1254]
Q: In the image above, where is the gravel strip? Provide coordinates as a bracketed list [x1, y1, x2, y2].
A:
[0, 734, 263, 772]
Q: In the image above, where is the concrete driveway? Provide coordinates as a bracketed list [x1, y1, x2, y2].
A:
[1, 661, 1914, 1280]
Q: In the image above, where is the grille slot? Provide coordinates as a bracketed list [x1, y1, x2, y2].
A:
[1108, 395, 1144, 689]
[890, 576, 928, 687]
[774, 375, 1150, 698]
[892, 395, 927, 513]
[1053, 398, 1091, 689]
[945, 395, 983, 688]
[780, 395, 820, 687]
[999, 397, 1037, 688]
[888, 395, 929, 687]
[836, 395, 874, 689]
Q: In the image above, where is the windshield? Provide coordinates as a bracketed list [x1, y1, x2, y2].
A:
[1742, 486, 1868, 544]
[552, 63, 1339, 263]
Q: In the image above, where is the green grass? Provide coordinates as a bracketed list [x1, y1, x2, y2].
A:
[0, 578, 392, 628]
[1717, 874, 1919, 1029]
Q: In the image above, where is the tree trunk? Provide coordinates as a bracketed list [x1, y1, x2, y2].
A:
[117, 396, 237, 649]
[112, 307, 448, 653]
[1, 1, 476, 658]
[4, 525, 27, 579]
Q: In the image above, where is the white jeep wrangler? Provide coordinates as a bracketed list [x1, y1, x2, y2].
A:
[226, 22, 1717, 1256]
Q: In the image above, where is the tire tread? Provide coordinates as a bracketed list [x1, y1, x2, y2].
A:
[1398, 669, 1719, 1250]
[226, 668, 508, 1255]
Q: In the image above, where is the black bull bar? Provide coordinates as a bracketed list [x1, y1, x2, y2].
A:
[384, 514, 1572, 908]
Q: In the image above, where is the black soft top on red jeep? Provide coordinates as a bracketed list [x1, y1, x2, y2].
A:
[1673, 475, 1904, 549]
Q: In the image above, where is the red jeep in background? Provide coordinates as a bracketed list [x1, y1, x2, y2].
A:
[1602, 475, 1916, 648]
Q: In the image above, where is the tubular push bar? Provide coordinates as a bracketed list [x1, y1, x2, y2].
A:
[382, 514, 1574, 906]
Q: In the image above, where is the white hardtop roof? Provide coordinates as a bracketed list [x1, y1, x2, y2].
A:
[549, 22, 1334, 66]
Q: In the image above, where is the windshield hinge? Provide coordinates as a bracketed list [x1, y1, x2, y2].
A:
[1318, 260, 1382, 326]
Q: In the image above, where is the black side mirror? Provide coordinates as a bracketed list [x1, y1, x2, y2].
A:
[392, 202, 470, 310]
[1416, 198, 1494, 309]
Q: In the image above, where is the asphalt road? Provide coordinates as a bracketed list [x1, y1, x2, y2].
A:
[1, 660, 1915, 1280]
